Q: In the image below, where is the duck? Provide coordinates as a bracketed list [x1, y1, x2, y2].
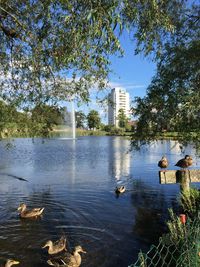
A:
[115, 186, 126, 194]
[47, 245, 86, 267]
[17, 203, 44, 218]
[175, 155, 193, 168]
[158, 156, 169, 169]
[4, 259, 20, 267]
[42, 236, 67, 255]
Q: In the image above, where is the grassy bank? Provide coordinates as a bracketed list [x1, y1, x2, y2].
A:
[1, 123, 198, 140]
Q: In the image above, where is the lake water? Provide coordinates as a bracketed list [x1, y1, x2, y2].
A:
[0, 137, 199, 267]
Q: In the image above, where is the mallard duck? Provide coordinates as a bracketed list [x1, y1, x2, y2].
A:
[158, 156, 169, 169]
[17, 203, 44, 218]
[175, 155, 193, 168]
[5, 259, 20, 267]
[42, 236, 67, 255]
[47, 245, 86, 267]
[115, 186, 126, 194]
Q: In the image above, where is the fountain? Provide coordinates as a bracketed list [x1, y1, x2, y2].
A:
[54, 100, 76, 139]
[71, 100, 76, 139]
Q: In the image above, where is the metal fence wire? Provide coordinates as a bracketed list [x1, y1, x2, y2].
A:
[129, 214, 200, 267]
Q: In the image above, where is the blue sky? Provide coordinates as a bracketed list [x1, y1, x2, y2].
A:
[75, 31, 157, 123]
[109, 32, 156, 99]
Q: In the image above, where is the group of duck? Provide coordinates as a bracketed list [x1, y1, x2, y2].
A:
[3, 154, 193, 266]
[158, 155, 193, 169]
[3, 204, 86, 267]
[115, 155, 193, 197]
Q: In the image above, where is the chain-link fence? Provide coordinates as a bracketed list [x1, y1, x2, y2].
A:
[129, 214, 200, 267]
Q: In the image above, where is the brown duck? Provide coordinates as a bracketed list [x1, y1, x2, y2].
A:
[115, 186, 126, 194]
[17, 203, 44, 218]
[47, 245, 86, 267]
[4, 259, 20, 267]
[175, 155, 193, 168]
[158, 156, 169, 169]
[42, 236, 67, 255]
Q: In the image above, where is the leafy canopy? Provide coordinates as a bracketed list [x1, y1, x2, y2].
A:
[1, 0, 198, 140]
[87, 110, 101, 130]
[118, 108, 128, 128]
[75, 111, 86, 128]
[133, 1, 200, 148]
[0, 0, 183, 109]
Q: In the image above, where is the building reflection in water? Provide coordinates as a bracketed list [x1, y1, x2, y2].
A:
[108, 137, 131, 180]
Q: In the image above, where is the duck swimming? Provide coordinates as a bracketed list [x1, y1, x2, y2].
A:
[47, 245, 86, 267]
[115, 186, 126, 194]
[175, 155, 193, 168]
[4, 259, 20, 267]
[42, 236, 67, 255]
[158, 156, 169, 169]
[17, 203, 44, 218]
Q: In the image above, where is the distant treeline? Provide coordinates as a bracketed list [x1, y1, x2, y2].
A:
[0, 101, 134, 138]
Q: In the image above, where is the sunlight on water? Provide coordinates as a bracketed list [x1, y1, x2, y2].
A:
[0, 137, 199, 266]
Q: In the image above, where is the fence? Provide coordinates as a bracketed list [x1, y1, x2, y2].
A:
[129, 213, 200, 267]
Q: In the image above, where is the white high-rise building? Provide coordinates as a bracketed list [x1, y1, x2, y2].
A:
[108, 88, 130, 127]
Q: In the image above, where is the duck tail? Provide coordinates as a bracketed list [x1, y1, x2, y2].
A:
[40, 207, 45, 214]
[47, 260, 54, 266]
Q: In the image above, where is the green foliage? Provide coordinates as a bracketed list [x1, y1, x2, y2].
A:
[0, 0, 185, 109]
[31, 104, 64, 127]
[132, 2, 200, 149]
[0, 100, 30, 138]
[131, 213, 200, 267]
[75, 111, 86, 128]
[166, 209, 186, 244]
[102, 124, 114, 132]
[103, 122, 132, 134]
[108, 126, 125, 135]
[0, 1, 198, 139]
[118, 108, 129, 128]
[30, 103, 64, 136]
[0, 100, 65, 138]
[179, 188, 200, 218]
[87, 110, 101, 130]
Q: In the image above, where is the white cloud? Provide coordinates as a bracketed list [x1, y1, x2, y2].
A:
[108, 81, 146, 90]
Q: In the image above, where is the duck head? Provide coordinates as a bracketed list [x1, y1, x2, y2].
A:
[5, 259, 20, 267]
[42, 240, 53, 249]
[74, 245, 86, 254]
[17, 203, 26, 212]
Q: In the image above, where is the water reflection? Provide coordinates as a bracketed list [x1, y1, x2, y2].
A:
[130, 180, 170, 244]
[0, 137, 199, 267]
[108, 137, 131, 180]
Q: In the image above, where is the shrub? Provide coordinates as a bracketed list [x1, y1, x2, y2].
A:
[179, 188, 200, 218]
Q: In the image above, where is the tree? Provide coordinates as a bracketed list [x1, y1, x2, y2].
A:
[0, 99, 31, 137]
[0, 0, 198, 139]
[118, 108, 128, 128]
[0, 0, 186, 110]
[87, 110, 101, 130]
[31, 104, 63, 126]
[133, 2, 200, 148]
[75, 111, 86, 128]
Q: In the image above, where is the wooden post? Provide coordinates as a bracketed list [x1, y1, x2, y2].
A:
[179, 171, 190, 192]
[159, 169, 200, 192]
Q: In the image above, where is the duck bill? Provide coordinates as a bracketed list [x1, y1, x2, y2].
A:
[13, 261, 20, 265]
[17, 207, 21, 211]
[42, 244, 48, 249]
[81, 249, 87, 253]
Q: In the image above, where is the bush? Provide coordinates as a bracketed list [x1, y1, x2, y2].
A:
[179, 188, 200, 218]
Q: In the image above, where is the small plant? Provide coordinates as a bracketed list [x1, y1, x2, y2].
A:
[179, 188, 200, 218]
[137, 251, 147, 267]
[166, 209, 185, 244]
